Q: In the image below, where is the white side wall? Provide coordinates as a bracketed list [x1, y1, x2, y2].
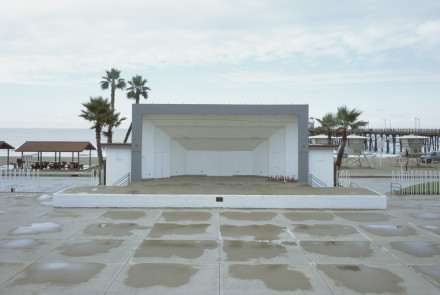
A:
[284, 123, 298, 180]
[186, 151, 253, 176]
[142, 120, 155, 179]
[309, 148, 334, 187]
[106, 148, 131, 185]
[269, 129, 285, 177]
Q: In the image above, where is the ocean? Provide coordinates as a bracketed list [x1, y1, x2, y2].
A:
[0, 128, 130, 157]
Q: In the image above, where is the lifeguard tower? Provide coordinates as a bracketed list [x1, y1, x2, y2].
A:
[399, 135, 426, 155]
[309, 134, 340, 145]
[342, 134, 372, 167]
[346, 134, 367, 155]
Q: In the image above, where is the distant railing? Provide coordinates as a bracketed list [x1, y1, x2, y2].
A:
[112, 172, 131, 186]
[0, 168, 40, 192]
[391, 171, 440, 195]
[308, 174, 327, 187]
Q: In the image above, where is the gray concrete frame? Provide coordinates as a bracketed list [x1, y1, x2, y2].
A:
[131, 104, 309, 183]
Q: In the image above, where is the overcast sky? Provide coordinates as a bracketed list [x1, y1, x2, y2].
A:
[1, 0, 439, 129]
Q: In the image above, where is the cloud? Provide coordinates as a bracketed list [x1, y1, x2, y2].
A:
[0, 0, 439, 86]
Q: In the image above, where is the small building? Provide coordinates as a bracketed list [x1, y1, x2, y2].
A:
[399, 135, 427, 155]
[102, 143, 131, 185]
[345, 134, 367, 155]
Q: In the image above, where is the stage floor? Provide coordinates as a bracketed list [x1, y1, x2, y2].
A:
[54, 176, 386, 209]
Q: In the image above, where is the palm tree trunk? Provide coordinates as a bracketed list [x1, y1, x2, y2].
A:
[124, 123, 132, 143]
[96, 124, 104, 185]
[335, 129, 347, 170]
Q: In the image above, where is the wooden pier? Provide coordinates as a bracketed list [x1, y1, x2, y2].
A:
[309, 128, 440, 154]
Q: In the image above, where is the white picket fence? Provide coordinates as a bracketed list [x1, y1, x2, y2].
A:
[337, 170, 351, 187]
[391, 171, 440, 195]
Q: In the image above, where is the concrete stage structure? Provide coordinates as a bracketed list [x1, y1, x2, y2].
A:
[54, 176, 386, 209]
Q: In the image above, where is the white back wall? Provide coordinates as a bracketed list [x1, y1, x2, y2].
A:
[141, 114, 299, 179]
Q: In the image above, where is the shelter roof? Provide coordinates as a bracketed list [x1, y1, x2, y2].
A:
[399, 134, 427, 139]
[16, 141, 96, 152]
[0, 141, 15, 150]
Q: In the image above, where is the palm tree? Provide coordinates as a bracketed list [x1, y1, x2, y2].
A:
[79, 96, 126, 185]
[316, 113, 337, 144]
[100, 68, 126, 143]
[124, 75, 151, 143]
[334, 106, 368, 171]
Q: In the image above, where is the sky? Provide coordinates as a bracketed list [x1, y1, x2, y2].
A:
[0, 0, 439, 129]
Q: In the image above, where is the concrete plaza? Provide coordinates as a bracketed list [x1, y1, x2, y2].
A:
[1, 178, 440, 294]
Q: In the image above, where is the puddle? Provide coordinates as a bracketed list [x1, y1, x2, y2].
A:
[58, 240, 123, 256]
[10, 223, 62, 235]
[410, 213, 440, 220]
[413, 265, 440, 285]
[37, 195, 52, 201]
[420, 225, 440, 235]
[148, 223, 210, 238]
[387, 202, 421, 209]
[0, 239, 43, 249]
[134, 240, 217, 259]
[292, 224, 358, 237]
[300, 241, 372, 258]
[223, 241, 295, 261]
[124, 263, 198, 288]
[84, 223, 148, 237]
[229, 264, 312, 291]
[220, 224, 285, 240]
[335, 213, 391, 222]
[101, 211, 146, 220]
[359, 225, 416, 237]
[43, 210, 81, 218]
[221, 212, 277, 221]
[283, 212, 334, 222]
[318, 264, 405, 294]
[11, 262, 105, 285]
[160, 211, 212, 222]
[390, 241, 440, 257]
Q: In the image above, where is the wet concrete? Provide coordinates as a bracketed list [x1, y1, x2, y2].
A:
[318, 264, 405, 294]
[413, 265, 440, 285]
[0, 239, 43, 249]
[300, 241, 373, 258]
[124, 263, 198, 288]
[359, 225, 416, 237]
[229, 264, 312, 292]
[9, 223, 62, 235]
[390, 241, 440, 257]
[223, 241, 295, 261]
[292, 224, 358, 237]
[221, 212, 277, 221]
[410, 213, 440, 220]
[220, 224, 285, 240]
[160, 211, 212, 222]
[101, 210, 146, 220]
[420, 225, 440, 236]
[134, 240, 217, 259]
[42, 210, 81, 218]
[283, 212, 334, 221]
[10, 262, 105, 285]
[58, 240, 124, 256]
[335, 212, 392, 222]
[84, 223, 148, 237]
[148, 223, 210, 238]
